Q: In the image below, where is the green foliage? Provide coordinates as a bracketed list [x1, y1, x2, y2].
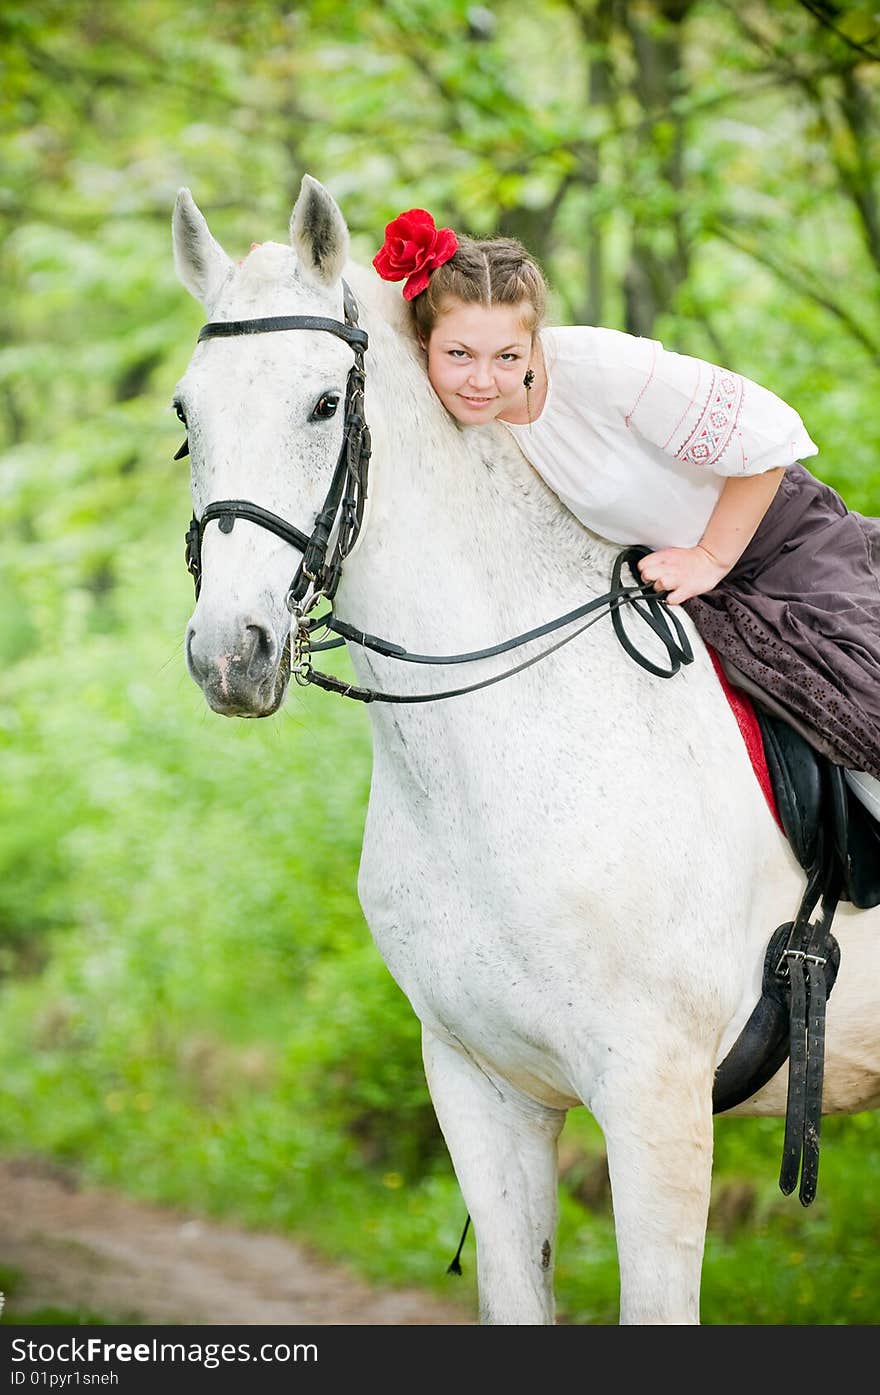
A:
[1, 0, 878, 1324]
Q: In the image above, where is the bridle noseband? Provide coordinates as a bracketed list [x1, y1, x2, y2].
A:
[184, 279, 371, 611]
[180, 281, 693, 701]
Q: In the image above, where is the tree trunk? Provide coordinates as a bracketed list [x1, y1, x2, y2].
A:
[622, 0, 696, 335]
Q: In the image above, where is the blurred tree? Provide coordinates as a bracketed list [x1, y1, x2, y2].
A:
[0, 0, 877, 678]
[2, 2, 878, 358]
[710, 0, 879, 360]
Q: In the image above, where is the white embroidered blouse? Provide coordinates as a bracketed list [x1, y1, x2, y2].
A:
[498, 325, 819, 549]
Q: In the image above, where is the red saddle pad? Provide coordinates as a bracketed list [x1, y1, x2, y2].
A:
[706, 646, 782, 831]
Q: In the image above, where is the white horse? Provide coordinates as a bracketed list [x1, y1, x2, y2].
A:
[172, 174, 880, 1325]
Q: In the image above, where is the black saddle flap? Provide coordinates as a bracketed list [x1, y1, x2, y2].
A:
[757, 709, 880, 909]
[828, 764, 880, 910]
[757, 711, 823, 873]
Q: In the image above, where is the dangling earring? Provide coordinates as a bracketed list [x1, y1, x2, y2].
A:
[523, 368, 535, 427]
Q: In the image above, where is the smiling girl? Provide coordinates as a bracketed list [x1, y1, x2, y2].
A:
[371, 208, 880, 818]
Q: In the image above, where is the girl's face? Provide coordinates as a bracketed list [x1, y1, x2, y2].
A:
[422, 298, 535, 425]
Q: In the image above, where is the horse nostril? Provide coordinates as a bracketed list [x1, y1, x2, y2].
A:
[244, 623, 278, 680]
[186, 626, 207, 681]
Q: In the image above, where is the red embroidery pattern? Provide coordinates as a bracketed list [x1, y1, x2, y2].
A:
[624, 340, 657, 425]
[675, 367, 743, 469]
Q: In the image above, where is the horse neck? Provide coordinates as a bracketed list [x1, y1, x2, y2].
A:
[338, 297, 618, 655]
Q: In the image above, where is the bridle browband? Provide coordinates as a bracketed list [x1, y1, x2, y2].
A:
[180, 281, 693, 702]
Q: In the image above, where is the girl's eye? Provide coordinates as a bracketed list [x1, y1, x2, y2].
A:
[448, 349, 468, 359]
[311, 393, 340, 421]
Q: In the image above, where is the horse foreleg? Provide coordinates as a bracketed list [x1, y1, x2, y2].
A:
[589, 1040, 715, 1325]
[422, 1026, 565, 1325]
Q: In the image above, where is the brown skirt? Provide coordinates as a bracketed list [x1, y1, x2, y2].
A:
[684, 462, 880, 780]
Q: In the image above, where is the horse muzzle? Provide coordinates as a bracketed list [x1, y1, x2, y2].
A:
[186, 615, 290, 717]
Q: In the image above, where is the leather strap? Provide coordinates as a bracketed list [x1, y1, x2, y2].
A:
[307, 547, 695, 680]
[303, 590, 672, 704]
[800, 957, 828, 1205]
[770, 838, 841, 1205]
[311, 584, 674, 667]
[610, 549, 694, 678]
[201, 499, 311, 554]
[779, 951, 808, 1196]
[299, 561, 693, 704]
[198, 315, 368, 350]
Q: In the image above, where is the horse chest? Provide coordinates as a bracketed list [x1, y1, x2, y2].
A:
[357, 832, 621, 1107]
[356, 740, 765, 1107]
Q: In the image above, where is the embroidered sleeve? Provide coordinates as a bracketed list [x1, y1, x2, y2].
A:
[594, 329, 818, 476]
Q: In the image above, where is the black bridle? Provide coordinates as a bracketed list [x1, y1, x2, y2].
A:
[180, 282, 693, 701]
[184, 280, 371, 610]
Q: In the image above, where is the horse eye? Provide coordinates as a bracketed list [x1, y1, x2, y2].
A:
[310, 393, 339, 421]
[174, 401, 187, 425]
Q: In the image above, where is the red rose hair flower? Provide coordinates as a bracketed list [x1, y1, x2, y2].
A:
[372, 208, 458, 301]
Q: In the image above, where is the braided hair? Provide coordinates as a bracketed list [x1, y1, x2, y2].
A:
[408, 233, 549, 343]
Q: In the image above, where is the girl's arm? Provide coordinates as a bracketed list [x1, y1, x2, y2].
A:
[580, 327, 815, 604]
[638, 466, 785, 605]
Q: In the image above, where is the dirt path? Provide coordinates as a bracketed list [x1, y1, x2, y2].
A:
[0, 1156, 473, 1326]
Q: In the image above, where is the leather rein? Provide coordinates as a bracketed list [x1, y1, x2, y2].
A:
[180, 280, 693, 702]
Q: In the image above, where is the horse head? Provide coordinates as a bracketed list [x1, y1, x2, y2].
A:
[172, 175, 364, 717]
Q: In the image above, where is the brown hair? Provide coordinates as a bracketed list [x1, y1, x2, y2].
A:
[410, 233, 549, 344]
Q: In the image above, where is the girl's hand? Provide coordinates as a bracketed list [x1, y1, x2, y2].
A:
[637, 545, 730, 605]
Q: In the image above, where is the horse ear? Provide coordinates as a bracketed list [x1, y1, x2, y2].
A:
[172, 188, 234, 308]
[289, 174, 349, 288]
